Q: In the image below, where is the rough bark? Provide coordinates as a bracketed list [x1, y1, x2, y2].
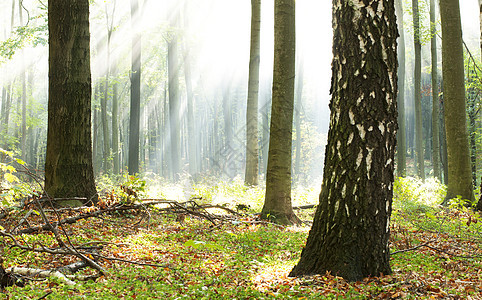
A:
[290, 0, 398, 281]
[412, 0, 424, 180]
[45, 0, 97, 205]
[395, 0, 406, 177]
[245, 0, 261, 186]
[439, 0, 475, 203]
[261, 0, 299, 225]
[128, 0, 141, 175]
[430, 0, 440, 180]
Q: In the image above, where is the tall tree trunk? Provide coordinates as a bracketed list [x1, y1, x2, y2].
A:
[182, 1, 197, 177]
[26, 71, 34, 166]
[45, 0, 97, 205]
[168, 15, 181, 181]
[290, 0, 398, 281]
[19, 0, 27, 161]
[439, 79, 449, 184]
[107, 0, 119, 175]
[147, 108, 156, 172]
[222, 87, 234, 178]
[412, 0, 424, 180]
[294, 56, 304, 182]
[163, 80, 171, 179]
[261, 84, 271, 176]
[101, 79, 110, 173]
[92, 102, 99, 174]
[480, 0, 482, 61]
[112, 63, 120, 174]
[439, 0, 475, 204]
[245, 0, 261, 186]
[396, 0, 406, 177]
[430, 0, 440, 180]
[0, 86, 6, 143]
[128, 0, 141, 175]
[261, 0, 299, 225]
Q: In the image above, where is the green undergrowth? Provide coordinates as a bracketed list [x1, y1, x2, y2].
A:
[1, 176, 481, 299]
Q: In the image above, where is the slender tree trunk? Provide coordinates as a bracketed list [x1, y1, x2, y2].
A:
[163, 81, 171, 179]
[439, 0, 475, 204]
[479, 0, 482, 61]
[213, 97, 220, 171]
[290, 0, 398, 281]
[112, 63, 120, 174]
[0, 86, 6, 142]
[440, 80, 449, 185]
[168, 16, 181, 181]
[294, 56, 304, 183]
[26, 71, 34, 166]
[18, 0, 27, 161]
[92, 102, 99, 174]
[45, 0, 97, 205]
[222, 87, 234, 178]
[430, 0, 440, 180]
[101, 78, 110, 173]
[105, 1, 119, 175]
[3, 85, 12, 143]
[396, 0, 406, 177]
[261, 0, 299, 225]
[261, 85, 271, 176]
[245, 0, 261, 186]
[412, 0, 424, 180]
[128, 0, 141, 175]
[147, 108, 156, 171]
[182, 1, 197, 177]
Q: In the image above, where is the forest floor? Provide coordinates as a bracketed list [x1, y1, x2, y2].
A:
[0, 176, 481, 299]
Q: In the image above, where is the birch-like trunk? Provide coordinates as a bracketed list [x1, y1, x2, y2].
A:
[290, 0, 398, 281]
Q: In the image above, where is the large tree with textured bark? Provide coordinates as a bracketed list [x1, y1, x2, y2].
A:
[290, 0, 398, 281]
[439, 0, 475, 204]
[245, 0, 261, 186]
[261, 0, 299, 225]
[45, 0, 97, 205]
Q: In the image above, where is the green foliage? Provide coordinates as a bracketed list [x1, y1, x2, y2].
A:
[402, 0, 438, 46]
[393, 176, 446, 213]
[0, 20, 48, 64]
[0, 148, 28, 206]
[190, 176, 265, 211]
[97, 173, 146, 203]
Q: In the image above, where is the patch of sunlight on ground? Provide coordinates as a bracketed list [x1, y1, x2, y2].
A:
[286, 225, 311, 233]
[251, 261, 298, 291]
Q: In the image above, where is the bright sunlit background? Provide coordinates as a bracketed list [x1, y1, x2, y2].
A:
[0, 0, 480, 187]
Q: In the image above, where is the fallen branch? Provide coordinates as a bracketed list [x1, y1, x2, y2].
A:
[391, 240, 436, 255]
[293, 204, 317, 210]
[7, 267, 76, 285]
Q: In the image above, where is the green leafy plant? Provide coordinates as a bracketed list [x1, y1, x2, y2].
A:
[0, 148, 28, 206]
